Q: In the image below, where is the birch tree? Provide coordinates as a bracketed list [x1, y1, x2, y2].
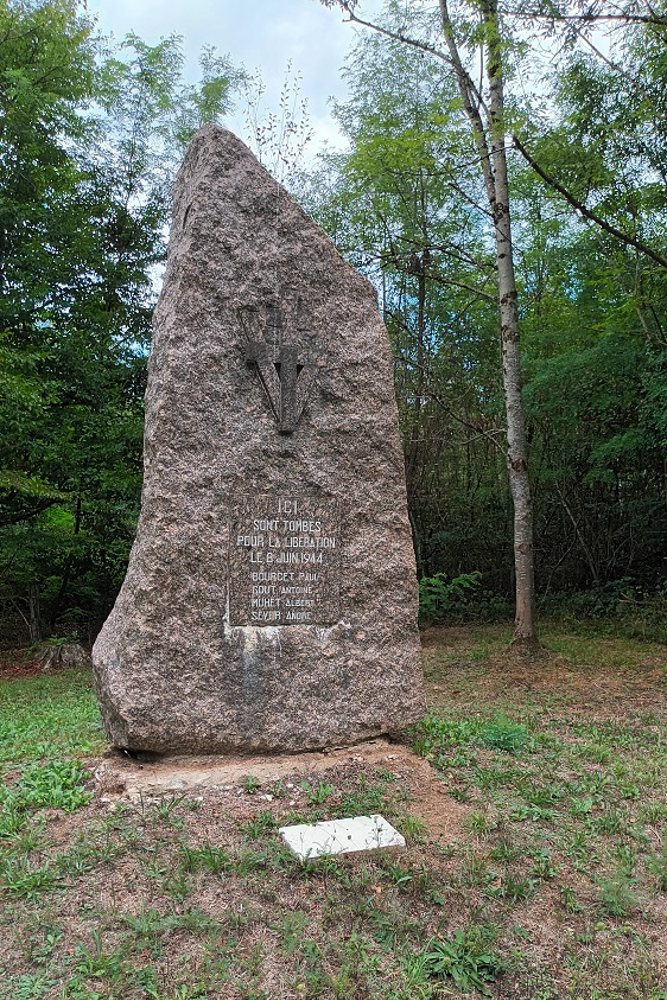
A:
[323, 0, 538, 643]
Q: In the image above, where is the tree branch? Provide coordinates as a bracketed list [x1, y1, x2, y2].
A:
[502, 6, 667, 28]
[439, 0, 497, 209]
[323, 0, 489, 111]
[513, 134, 667, 271]
[329, 1, 452, 64]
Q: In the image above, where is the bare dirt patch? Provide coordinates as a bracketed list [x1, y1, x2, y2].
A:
[0, 647, 43, 679]
[95, 737, 468, 846]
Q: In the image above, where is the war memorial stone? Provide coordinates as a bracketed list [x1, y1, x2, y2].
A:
[92, 125, 425, 754]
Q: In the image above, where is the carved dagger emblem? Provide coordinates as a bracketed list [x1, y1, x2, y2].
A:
[239, 302, 315, 434]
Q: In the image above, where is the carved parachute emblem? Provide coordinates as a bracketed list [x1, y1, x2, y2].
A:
[239, 300, 316, 434]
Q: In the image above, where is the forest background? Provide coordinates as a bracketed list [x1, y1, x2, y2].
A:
[2, 0, 666, 648]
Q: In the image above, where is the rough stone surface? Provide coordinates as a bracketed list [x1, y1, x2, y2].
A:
[92, 124, 425, 754]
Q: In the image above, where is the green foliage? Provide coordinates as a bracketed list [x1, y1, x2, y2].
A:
[598, 873, 639, 917]
[398, 813, 427, 842]
[16, 760, 91, 813]
[0, 670, 103, 765]
[239, 810, 277, 839]
[0, 857, 57, 900]
[303, 2, 667, 620]
[179, 842, 232, 875]
[243, 60, 313, 187]
[2, 0, 667, 638]
[419, 572, 482, 623]
[480, 717, 528, 755]
[539, 583, 667, 643]
[422, 926, 503, 996]
[0, 752, 93, 901]
[0, 0, 240, 645]
[411, 712, 528, 760]
[648, 849, 667, 893]
[299, 779, 336, 805]
[0, 757, 90, 885]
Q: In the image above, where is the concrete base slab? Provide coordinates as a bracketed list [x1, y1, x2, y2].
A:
[94, 738, 404, 801]
[92, 738, 469, 849]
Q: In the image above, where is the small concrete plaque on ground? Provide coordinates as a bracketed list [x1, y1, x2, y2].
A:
[279, 814, 405, 861]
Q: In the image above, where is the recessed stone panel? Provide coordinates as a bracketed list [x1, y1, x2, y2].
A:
[228, 495, 340, 626]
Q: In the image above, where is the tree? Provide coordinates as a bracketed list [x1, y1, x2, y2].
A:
[298, 24, 508, 585]
[0, 0, 240, 642]
[322, 0, 538, 643]
[508, 0, 667, 272]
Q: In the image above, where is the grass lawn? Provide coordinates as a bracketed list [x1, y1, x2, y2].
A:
[0, 625, 666, 999]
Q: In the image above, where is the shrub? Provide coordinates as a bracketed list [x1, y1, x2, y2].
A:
[419, 572, 482, 624]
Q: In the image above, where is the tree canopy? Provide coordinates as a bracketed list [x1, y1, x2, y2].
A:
[2, 0, 666, 644]
[0, 0, 239, 643]
[312, 0, 667, 624]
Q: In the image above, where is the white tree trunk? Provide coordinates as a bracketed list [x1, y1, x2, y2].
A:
[440, 0, 537, 643]
[323, 0, 539, 643]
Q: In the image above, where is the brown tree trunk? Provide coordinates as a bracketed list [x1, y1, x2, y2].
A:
[28, 584, 42, 643]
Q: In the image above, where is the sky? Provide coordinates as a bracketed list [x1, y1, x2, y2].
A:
[86, 0, 383, 156]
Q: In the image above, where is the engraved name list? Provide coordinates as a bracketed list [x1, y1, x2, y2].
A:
[228, 496, 340, 626]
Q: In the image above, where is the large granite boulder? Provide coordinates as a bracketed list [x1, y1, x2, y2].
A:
[92, 125, 425, 754]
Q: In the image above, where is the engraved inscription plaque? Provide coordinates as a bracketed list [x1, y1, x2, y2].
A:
[228, 496, 340, 625]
